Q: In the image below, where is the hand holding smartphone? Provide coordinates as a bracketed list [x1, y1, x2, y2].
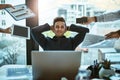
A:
[76, 17, 88, 24]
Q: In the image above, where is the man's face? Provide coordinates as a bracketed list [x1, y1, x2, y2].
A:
[53, 21, 67, 37]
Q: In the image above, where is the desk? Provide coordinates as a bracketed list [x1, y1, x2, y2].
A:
[0, 65, 90, 80]
[0, 65, 120, 80]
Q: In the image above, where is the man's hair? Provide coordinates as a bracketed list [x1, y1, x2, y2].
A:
[53, 17, 66, 26]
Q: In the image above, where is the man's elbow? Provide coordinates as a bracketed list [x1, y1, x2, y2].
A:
[85, 28, 89, 33]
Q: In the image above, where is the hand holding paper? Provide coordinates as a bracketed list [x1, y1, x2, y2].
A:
[5, 4, 35, 21]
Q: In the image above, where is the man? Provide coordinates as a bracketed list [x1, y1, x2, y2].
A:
[76, 10, 120, 39]
[31, 17, 89, 50]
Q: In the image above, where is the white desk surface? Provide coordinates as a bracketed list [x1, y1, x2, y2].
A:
[1, 65, 119, 80]
[0, 65, 89, 80]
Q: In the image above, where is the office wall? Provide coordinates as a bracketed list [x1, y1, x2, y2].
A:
[0, 0, 26, 66]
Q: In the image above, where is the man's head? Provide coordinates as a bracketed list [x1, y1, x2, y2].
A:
[52, 17, 67, 37]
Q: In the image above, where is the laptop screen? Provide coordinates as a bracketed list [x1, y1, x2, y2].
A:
[31, 51, 82, 80]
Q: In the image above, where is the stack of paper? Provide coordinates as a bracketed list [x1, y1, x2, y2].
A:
[81, 33, 117, 48]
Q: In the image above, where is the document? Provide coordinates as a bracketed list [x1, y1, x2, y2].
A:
[86, 38, 117, 48]
[81, 33, 105, 47]
[81, 33, 118, 48]
[5, 4, 35, 21]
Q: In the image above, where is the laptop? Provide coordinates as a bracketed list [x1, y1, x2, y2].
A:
[11, 24, 30, 39]
[31, 51, 82, 80]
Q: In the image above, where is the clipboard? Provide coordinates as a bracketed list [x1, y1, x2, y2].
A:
[5, 4, 35, 21]
[11, 24, 30, 39]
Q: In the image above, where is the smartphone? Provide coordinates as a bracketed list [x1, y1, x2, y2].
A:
[76, 17, 87, 23]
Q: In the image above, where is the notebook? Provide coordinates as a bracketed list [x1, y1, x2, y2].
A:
[11, 24, 30, 39]
[5, 4, 35, 21]
[31, 51, 82, 80]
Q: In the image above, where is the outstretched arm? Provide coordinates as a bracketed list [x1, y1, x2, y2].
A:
[0, 27, 11, 34]
[0, 4, 14, 9]
[76, 10, 120, 25]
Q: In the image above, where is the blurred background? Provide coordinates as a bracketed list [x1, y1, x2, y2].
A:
[0, 0, 120, 66]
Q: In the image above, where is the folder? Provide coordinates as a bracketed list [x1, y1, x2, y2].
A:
[11, 24, 30, 39]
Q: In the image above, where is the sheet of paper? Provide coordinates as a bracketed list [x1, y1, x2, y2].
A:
[81, 33, 105, 47]
[87, 38, 117, 48]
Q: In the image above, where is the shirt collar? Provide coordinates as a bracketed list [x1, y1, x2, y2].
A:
[53, 36, 66, 39]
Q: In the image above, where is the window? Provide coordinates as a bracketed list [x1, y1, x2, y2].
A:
[38, 0, 120, 40]
[0, 0, 26, 66]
